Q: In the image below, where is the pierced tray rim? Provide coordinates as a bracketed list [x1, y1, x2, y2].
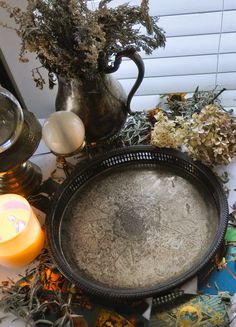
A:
[46, 145, 228, 300]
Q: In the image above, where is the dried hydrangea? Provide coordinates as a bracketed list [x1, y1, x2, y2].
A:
[150, 111, 184, 149]
[182, 104, 236, 166]
[0, 0, 165, 88]
[150, 89, 236, 166]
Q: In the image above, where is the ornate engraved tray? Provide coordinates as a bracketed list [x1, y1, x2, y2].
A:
[47, 146, 228, 300]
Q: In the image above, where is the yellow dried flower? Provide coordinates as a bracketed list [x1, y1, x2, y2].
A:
[150, 111, 184, 149]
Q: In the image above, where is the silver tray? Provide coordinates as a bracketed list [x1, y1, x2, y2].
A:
[46, 146, 228, 300]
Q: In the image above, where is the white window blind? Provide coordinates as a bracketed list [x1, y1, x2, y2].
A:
[111, 0, 236, 112]
[0, 0, 236, 116]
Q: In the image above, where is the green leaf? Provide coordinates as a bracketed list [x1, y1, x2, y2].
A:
[225, 227, 236, 242]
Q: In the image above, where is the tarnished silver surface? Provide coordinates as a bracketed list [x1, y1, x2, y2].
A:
[62, 165, 218, 289]
[55, 49, 144, 143]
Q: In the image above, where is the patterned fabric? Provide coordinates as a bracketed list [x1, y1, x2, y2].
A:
[199, 227, 236, 295]
[150, 295, 229, 327]
[34, 284, 150, 327]
[150, 227, 236, 326]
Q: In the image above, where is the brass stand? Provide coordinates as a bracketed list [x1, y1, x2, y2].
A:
[0, 109, 43, 197]
[0, 161, 42, 197]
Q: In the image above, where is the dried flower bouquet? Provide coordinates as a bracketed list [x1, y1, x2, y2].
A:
[150, 89, 236, 166]
[0, 0, 165, 88]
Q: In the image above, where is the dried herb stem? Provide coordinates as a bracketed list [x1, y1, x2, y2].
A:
[0, 0, 165, 89]
[0, 249, 82, 326]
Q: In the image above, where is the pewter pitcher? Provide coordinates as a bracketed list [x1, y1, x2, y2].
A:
[55, 48, 144, 143]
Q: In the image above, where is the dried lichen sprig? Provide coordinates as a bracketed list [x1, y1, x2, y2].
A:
[0, 0, 165, 88]
[0, 249, 83, 326]
[118, 112, 152, 146]
[159, 87, 227, 120]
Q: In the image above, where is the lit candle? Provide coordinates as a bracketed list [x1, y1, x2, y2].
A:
[0, 194, 45, 267]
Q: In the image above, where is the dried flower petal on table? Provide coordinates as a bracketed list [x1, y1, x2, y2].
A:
[147, 107, 161, 125]
[1, 281, 9, 287]
[95, 310, 134, 327]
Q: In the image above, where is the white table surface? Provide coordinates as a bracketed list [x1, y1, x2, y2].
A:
[0, 136, 236, 326]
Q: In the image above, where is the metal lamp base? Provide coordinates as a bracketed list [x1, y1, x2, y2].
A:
[0, 161, 42, 196]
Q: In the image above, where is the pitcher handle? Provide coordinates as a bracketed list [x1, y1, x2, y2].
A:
[104, 48, 145, 115]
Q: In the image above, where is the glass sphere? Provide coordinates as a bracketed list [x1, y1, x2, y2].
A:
[0, 86, 24, 153]
[42, 111, 85, 156]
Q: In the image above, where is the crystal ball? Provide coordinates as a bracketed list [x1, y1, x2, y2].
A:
[42, 111, 85, 156]
[0, 87, 24, 153]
